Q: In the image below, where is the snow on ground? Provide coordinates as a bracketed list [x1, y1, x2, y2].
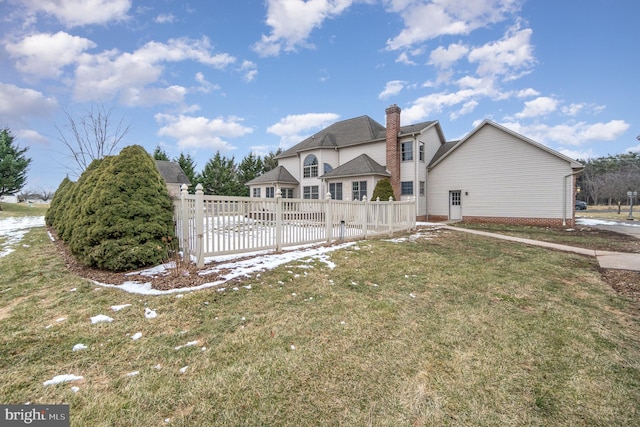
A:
[0, 216, 44, 257]
[577, 218, 640, 227]
[43, 374, 83, 386]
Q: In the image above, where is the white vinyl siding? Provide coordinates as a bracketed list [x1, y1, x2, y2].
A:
[427, 124, 575, 220]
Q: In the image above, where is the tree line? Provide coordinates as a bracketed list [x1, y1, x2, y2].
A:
[152, 146, 281, 197]
[577, 152, 640, 206]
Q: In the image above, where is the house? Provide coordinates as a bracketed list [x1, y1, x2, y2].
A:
[155, 160, 191, 198]
[247, 105, 583, 227]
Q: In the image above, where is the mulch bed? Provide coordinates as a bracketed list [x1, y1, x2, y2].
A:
[50, 229, 226, 291]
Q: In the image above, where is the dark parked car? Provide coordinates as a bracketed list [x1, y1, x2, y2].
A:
[575, 200, 587, 210]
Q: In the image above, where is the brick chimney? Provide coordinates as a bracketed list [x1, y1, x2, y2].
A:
[385, 104, 401, 200]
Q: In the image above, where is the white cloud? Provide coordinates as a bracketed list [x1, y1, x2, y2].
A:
[21, 0, 132, 27]
[119, 85, 187, 107]
[514, 96, 558, 119]
[155, 13, 176, 24]
[516, 88, 540, 98]
[155, 113, 254, 150]
[239, 60, 258, 82]
[557, 148, 597, 161]
[267, 112, 340, 147]
[253, 0, 355, 57]
[73, 37, 236, 103]
[500, 120, 630, 147]
[5, 31, 96, 79]
[402, 89, 478, 123]
[395, 52, 416, 65]
[429, 43, 469, 69]
[16, 129, 50, 145]
[379, 80, 406, 99]
[386, 0, 521, 51]
[0, 83, 57, 124]
[625, 143, 640, 154]
[468, 26, 535, 78]
[194, 72, 220, 93]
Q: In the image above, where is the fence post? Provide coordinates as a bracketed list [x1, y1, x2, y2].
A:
[361, 196, 368, 239]
[275, 189, 282, 251]
[180, 184, 190, 262]
[325, 192, 333, 243]
[195, 184, 204, 268]
[388, 196, 394, 236]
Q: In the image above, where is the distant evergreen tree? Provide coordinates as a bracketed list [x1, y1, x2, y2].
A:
[237, 152, 264, 196]
[152, 145, 170, 161]
[263, 148, 282, 172]
[175, 152, 198, 192]
[200, 152, 241, 196]
[0, 128, 31, 202]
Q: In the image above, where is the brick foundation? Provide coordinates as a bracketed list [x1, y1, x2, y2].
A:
[427, 215, 449, 222]
[462, 216, 574, 228]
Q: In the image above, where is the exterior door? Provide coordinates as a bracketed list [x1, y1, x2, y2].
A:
[449, 190, 462, 220]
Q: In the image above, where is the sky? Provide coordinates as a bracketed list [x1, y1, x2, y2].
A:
[1, 0, 639, 192]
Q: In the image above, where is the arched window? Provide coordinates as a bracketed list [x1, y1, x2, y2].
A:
[324, 163, 333, 173]
[303, 154, 318, 178]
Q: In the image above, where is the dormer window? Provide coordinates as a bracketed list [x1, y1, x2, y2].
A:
[303, 154, 318, 178]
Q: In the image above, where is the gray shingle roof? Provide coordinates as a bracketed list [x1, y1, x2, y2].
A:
[321, 154, 390, 179]
[428, 140, 459, 166]
[400, 121, 436, 135]
[245, 166, 299, 186]
[155, 160, 191, 184]
[277, 116, 386, 158]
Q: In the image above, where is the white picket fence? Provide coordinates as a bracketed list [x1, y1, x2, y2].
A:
[174, 184, 416, 267]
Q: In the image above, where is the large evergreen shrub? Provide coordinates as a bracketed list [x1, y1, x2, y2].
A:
[372, 178, 395, 201]
[63, 145, 175, 271]
[45, 177, 73, 227]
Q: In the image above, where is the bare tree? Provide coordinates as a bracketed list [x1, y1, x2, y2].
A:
[56, 103, 131, 176]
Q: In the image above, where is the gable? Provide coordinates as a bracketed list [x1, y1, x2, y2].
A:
[321, 154, 390, 179]
[429, 120, 583, 170]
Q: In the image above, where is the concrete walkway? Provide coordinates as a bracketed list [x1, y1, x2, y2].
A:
[442, 225, 640, 272]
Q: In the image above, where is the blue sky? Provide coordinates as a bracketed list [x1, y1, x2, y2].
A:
[1, 0, 638, 191]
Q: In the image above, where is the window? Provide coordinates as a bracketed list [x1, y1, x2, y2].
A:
[324, 163, 333, 174]
[329, 182, 343, 200]
[451, 191, 461, 206]
[401, 141, 413, 161]
[401, 181, 413, 196]
[303, 155, 318, 178]
[303, 185, 319, 199]
[352, 181, 367, 201]
[419, 142, 425, 162]
[419, 181, 425, 196]
[266, 187, 275, 198]
[252, 188, 261, 198]
[281, 188, 293, 198]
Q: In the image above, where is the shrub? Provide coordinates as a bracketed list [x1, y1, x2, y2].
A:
[45, 177, 74, 227]
[372, 178, 395, 201]
[62, 145, 175, 271]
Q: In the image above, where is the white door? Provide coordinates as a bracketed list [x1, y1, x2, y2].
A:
[449, 191, 462, 220]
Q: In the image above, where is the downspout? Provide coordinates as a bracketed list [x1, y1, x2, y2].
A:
[563, 169, 583, 227]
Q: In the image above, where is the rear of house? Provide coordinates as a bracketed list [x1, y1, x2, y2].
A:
[427, 120, 583, 227]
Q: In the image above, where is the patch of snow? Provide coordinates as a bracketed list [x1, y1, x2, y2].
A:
[577, 218, 640, 227]
[179, 366, 188, 374]
[70, 386, 80, 393]
[111, 304, 132, 312]
[90, 314, 113, 324]
[56, 317, 66, 322]
[131, 332, 142, 340]
[175, 340, 198, 350]
[126, 371, 139, 377]
[69, 288, 77, 292]
[144, 308, 157, 319]
[0, 216, 45, 258]
[43, 374, 83, 386]
[72, 344, 87, 352]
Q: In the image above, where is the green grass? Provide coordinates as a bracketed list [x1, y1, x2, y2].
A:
[0, 202, 48, 218]
[1, 221, 639, 426]
[452, 221, 640, 253]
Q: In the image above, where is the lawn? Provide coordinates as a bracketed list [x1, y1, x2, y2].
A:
[1, 216, 639, 426]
